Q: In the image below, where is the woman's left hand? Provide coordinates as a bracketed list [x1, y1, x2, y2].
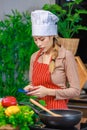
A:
[27, 85, 49, 98]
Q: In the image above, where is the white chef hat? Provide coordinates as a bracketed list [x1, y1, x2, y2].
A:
[31, 10, 59, 36]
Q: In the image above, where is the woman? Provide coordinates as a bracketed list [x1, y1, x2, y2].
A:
[24, 10, 80, 109]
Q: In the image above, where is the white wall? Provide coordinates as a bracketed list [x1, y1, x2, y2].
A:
[0, 0, 55, 20]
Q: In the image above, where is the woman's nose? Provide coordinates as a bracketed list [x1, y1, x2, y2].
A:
[36, 40, 42, 46]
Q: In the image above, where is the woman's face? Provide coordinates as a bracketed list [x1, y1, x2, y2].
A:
[33, 36, 53, 51]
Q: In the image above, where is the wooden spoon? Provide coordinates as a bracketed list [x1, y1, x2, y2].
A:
[30, 98, 62, 117]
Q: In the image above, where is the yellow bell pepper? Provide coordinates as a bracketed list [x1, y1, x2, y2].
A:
[5, 106, 20, 116]
[0, 102, 2, 106]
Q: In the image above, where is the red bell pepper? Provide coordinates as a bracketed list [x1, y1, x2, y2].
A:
[1, 96, 17, 107]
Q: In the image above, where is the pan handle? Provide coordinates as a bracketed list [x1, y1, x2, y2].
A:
[30, 98, 62, 117]
[19, 102, 40, 115]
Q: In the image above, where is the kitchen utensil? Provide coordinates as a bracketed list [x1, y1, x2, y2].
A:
[30, 98, 62, 117]
[37, 109, 82, 128]
[19, 101, 82, 128]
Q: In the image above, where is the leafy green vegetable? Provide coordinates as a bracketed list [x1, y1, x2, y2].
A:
[0, 105, 35, 130]
[0, 106, 7, 127]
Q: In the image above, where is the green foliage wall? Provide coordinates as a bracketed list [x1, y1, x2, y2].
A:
[0, 10, 38, 100]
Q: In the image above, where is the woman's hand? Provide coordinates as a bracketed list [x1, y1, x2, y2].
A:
[26, 85, 48, 98]
[26, 85, 56, 98]
[24, 84, 34, 92]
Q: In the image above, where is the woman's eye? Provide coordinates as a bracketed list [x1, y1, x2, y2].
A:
[34, 37, 45, 41]
[40, 38, 44, 41]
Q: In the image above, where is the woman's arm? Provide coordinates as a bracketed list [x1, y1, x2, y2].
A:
[55, 51, 80, 99]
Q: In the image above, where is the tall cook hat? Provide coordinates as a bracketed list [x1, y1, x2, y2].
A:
[31, 10, 59, 36]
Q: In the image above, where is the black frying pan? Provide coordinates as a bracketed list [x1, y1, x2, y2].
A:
[38, 109, 82, 128]
[19, 101, 83, 128]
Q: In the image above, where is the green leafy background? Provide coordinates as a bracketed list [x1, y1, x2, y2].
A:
[0, 10, 38, 101]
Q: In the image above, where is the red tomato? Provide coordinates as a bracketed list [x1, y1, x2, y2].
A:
[1, 96, 17, 107]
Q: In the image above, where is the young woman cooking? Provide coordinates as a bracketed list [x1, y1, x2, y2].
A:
[24, 10, 80, 109]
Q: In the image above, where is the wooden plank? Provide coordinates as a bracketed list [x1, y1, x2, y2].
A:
[75, 56, 87, 90]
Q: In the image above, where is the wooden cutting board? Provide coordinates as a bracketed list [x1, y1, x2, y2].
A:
[75, 56, 87, 90]
[0, 125, 19, 130]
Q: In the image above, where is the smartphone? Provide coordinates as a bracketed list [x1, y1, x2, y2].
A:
[18, 88, 29, 93]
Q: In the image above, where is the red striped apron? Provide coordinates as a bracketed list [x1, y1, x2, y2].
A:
[32, 49, 68, 109]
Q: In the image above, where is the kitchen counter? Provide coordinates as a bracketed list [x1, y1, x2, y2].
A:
[68, 95, 87, 118]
